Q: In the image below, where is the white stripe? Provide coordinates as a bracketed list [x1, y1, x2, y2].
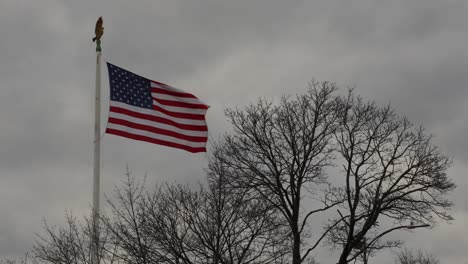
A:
[152, 92, 205, 105]
[109, 112, 208, 137]
[150, 81, 207, 105]
[107, 123, 207, 148]
[150, 81, 189, 94]
[110, 101, 206, 126]
[152, 100, 207, 115]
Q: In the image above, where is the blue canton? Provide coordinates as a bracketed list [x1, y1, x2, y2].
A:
[107, 63, 153, 109]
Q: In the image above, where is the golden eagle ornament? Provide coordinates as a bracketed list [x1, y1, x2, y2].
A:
[92, 16, 104, 42]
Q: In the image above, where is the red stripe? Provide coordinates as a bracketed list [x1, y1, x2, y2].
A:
[150, 79, 171, 88]
[151, 87, 197, 99]
[106, 128, 207, 153]
[108, 117, 208, 142]
[109, 106, 207, 131]
[152, 105, 205, 120]
[152, 97, 209, 109]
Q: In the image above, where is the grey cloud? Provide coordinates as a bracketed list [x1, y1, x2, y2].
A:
[0, 0, 466, 263]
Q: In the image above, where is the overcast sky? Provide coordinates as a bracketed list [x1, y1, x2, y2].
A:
[0, 0, 467, 263]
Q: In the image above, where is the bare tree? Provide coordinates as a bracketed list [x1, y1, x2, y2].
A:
[0, 254, 37, 264]
[34, 168, 286, 264]
[209, 81, 343, 264]
[32, 213, 118, 264]
[98, 168, 288, 264]
[101, 173, 156, 264]
[394, 248, 440, 264]
[142, 171, 289, 264]
[328, 91, 456, 264]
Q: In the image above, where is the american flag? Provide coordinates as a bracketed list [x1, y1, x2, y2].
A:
[106, 63, 209, 153]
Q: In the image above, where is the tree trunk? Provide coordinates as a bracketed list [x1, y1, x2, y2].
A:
[292, 194, 302, 264]
[292, 230, 301, 264]
[337, 247, 351, 264]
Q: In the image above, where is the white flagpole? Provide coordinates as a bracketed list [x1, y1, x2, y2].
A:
[91, 22, 103, 264]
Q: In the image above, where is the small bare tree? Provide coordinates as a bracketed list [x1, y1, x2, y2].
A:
[394, 248, 440, 264]
[101, 173, 156, 264]
[142, 172, 289, 264]
[99, 169, 288, 264]
[0, 254, 36, 264]
[210, 81, 343, 264]
[34, 169, 287, 264]
[328, 91, 456, 264]
[32, 213, 117, 264]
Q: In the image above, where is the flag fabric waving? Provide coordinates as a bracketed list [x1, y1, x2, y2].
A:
[106, 63, 209, 153]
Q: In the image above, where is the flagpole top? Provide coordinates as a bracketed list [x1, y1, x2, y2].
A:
[96, 39, 102, 52]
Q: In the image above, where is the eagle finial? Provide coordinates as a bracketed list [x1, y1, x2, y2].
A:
[92, 16, 104, 42]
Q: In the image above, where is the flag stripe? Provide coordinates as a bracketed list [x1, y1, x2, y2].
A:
[107, 123, 207, 149]
[107, 129, 206, 153]
[152, 97, 209, 109]
[109, 107, 208, 132]
[110, 101, 207, 126]
[151, 87, 197, 99]
[109, 111, 207, 134]
[108, 117, 208, 141]
[152, 103, 206, 119]
[152, 99, 207, 115]
[150, 81, 198, 97]
[152, 92, 206, 104]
